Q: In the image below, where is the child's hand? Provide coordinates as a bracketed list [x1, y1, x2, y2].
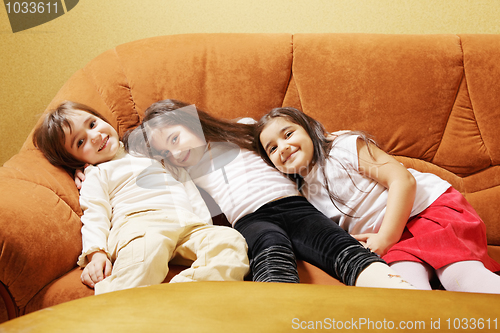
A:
[352, 233, 394, 257]
[81, 251, 112, 289]
[74, 165, 88, 189]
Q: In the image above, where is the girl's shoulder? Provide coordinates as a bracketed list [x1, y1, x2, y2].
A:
[329, 131, 359, 152]
[324, 132, 361, 170]
[328, 130, 351, 140]
[235, 117, 257, 125]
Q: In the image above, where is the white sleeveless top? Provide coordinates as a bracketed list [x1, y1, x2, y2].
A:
[188, 143, 299, 226]
[302, 134, 451, 235]
[187, 118, 300, 227]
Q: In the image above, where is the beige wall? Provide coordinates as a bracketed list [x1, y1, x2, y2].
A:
[1, 0, 500, 165]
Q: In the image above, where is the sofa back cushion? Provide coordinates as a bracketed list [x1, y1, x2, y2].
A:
[285, 33, 500, 245]
[24, 33, 295, 147]
[20, 33, 500, 246]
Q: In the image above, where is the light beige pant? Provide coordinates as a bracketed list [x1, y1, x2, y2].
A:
[95, 210, 249, 295]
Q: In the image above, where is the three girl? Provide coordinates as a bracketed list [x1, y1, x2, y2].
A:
[125, 99, 415, 289]
[32, 101, 249, 294]
[256, 106, 500, 293]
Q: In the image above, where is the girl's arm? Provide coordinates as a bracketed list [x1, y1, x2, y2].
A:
[77, 166, 114, 287]
[352, 138, 416, 256]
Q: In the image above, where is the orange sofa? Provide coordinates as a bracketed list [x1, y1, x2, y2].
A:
[1, 33, 500, 323]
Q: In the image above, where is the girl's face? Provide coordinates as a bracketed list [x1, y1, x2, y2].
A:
[63, 110, 120, 165]
[259, 117, 314, 177]
[150, 124, 207, 167]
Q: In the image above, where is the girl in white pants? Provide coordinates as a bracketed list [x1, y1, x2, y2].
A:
[32, 101, 249, 294]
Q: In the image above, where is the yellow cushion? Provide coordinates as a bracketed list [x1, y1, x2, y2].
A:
[2, 281, 499, 332]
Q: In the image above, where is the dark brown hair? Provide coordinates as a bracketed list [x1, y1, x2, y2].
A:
[32, 101, 110, 172]
[255, 107, 332, 175]
[255, 107, 375, 216]
[123, 99, 255, 160]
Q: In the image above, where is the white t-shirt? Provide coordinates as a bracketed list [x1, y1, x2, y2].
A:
[188, 144, 299, 226]
[302, 134, 451, 235]
[78, 144, 211, 266]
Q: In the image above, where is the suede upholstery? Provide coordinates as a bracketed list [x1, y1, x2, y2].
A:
[1, 33, 499, 323]
[2, 282, 499, 332]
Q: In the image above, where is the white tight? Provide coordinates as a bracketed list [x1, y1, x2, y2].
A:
[390, 260, 500, 293]
[355, 262, 415, 289]
[389, 261, 434, 290]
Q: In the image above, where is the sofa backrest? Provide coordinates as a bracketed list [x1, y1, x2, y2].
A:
[287, 34, 500, 177]
[17, 33, 500, 245]
[23, 34, 294, 141]
[2, 34, 500, 311]
[284, 34, 500, 246]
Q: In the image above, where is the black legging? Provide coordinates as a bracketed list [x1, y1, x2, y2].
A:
[234, 196, 385, 285]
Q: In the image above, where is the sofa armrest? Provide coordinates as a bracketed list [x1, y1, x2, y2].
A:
[0, 149, 83, 315]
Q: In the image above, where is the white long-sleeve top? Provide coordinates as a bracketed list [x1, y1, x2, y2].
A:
[77, 144, 211, 266]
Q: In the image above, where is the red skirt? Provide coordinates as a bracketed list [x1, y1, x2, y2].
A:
[383, 187, 500, 273]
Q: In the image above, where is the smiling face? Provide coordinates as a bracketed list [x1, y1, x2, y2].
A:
[63, 110, 120, 165]
[259, 117, 314, 177]
[150, 124, 207, 167]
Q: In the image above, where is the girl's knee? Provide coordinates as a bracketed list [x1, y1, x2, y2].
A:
[436, 260, 500, 293]
[253, 230, 292, 252]
[212, 226, 247, 247]
[218, 226, 245, 239]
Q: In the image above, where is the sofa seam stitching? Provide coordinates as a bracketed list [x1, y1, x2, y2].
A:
[282, 34, 294, 107]
[431, 36, 461, 159]
[287, 34, 303, 110]
[432, 35, 465, 192]
[112, 47, 140, 130]
[459, 37, 493, 174]
[458, 35, 493, 195]
[80, 60, 112, 116]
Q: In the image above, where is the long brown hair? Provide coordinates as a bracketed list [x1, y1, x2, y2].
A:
[123, 99, 255, 159]
[255, 107, 333, 175]
[32, 101, 110, 172]
[255, 107, 376, 217]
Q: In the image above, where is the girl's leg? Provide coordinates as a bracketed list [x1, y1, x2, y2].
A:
[96, 214, 181, 294]
[169, 224, 249, 282]
[235, 215, 300, 283]
[436, 260, 500, 293]
[388, 261, 434, 290]
[281, 197, 414, 288]
[356, 262, 416, 289]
